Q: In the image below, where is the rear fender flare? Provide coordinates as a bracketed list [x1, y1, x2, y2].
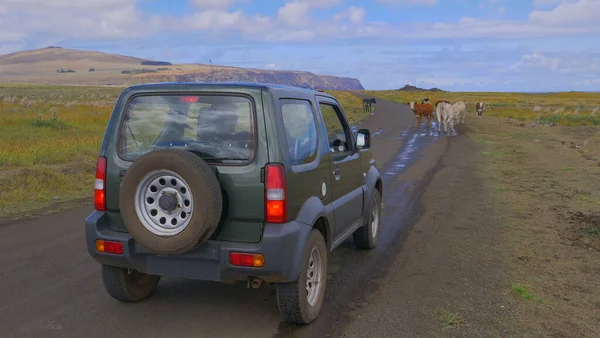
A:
[287, 196, 334, 280]
[364, 165, 382, 221]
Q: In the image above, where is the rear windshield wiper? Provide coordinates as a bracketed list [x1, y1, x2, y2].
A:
[201, 157, 246, 163]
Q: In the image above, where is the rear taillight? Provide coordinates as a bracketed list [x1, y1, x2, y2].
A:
[95, 240, 123, 255]
[264, 163, 287, 223]
[229, 252, 265, 267]
[94, 156, 107, 211]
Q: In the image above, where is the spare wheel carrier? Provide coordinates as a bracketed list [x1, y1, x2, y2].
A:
[119, 149, 223, 255]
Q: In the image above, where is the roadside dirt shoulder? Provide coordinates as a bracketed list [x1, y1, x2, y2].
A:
[471, 118, 600, 337]
[337, 126, 520, 337]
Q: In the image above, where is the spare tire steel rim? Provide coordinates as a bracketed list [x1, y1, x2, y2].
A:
[134, 169, 194, 237]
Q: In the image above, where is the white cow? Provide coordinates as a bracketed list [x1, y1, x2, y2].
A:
[435, 102, 453, 134]
[476, 101, 484, 117]
[452, 101, 467, 124]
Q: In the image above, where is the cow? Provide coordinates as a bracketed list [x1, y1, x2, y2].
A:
[451, 101, 467, 125]
[408, 101, 434, 129]
[434, 100, 451, 107]
[476, 101, 484, 117]
[421, 97, 430, 104]
[363, 98, 376, 112]
[435, 101, 453, 134]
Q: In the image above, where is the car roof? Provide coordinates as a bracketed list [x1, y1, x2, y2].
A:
[123, 82, 336, 100]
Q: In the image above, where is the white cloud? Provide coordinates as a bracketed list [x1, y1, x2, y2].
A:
[276, 0, 342, 26]
[532, 0, 578, 6]
[333, 6, 366, 24]
[175, 10, 247, 30]
[0, 0, 161, 42]
[1, 0, 600, 51]
[510, 49, 563, 72]
[376, 0, 438, 6]
[299, 0, 343, 6]
[529, 0, 600, 25]
[509, 49, 600, 77]
[277, 2, 312, 26]
[189, 0, 251, 10]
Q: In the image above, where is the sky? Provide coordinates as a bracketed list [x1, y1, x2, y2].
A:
[0, 0, 599, 91]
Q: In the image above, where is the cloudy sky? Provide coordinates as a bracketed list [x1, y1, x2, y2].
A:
[1, 0, 599, 91]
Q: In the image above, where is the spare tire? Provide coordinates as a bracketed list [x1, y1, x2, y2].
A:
[119, 149, 223, 255]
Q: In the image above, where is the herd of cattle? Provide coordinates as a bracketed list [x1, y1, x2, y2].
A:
[408, 98, 485, 134]
[361, 96, 485, 134]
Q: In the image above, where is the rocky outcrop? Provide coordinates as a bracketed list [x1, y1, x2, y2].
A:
[397, 84, 446, 92]
[135, 69, 364, 90]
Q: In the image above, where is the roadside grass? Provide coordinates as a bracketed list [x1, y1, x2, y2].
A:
[0, 85, 118, 219]
[362, 90, 600, 126]
[324, 90, 370, 124]
[511, 283, 544, 303]
[467, 116, 600, 337]
[435, 308, 465, 330]
[1, 84, 598, 224]
[0, 85, 368, 220]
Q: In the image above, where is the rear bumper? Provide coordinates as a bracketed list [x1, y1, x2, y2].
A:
[85, 211, 312, 283]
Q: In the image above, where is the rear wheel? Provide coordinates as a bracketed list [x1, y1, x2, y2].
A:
[276, 229, 328, 324]
[101, 264, 161, 302]
[353, 189, 381, 250]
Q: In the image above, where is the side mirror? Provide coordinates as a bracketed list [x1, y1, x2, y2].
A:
[356, 128, 371, 149]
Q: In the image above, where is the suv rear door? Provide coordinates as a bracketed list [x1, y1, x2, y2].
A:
[316, 96, 365, 238]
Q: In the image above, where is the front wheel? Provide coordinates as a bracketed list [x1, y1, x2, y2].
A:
[101, 264, 161, 302]
[276, 229, 328, 324]
[353, 190, 381, 249]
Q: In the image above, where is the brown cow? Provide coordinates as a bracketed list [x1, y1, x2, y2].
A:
[408, 101, 434, 129]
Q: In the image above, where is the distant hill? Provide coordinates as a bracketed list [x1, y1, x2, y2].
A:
[397, 84, 446, 92]
[0, 47, 364, 90]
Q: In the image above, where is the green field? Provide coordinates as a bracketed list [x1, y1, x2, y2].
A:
[1, 84, 599, 219]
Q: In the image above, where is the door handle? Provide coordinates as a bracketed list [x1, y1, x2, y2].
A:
[333, 167, 341, 181]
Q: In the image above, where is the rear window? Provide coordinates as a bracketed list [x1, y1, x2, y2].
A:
[118, 94, 255, 164]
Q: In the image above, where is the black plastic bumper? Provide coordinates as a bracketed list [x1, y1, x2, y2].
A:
[85, 211, 312, 283]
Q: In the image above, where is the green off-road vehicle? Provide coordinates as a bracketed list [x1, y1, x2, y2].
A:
[85, 82, 383, 324]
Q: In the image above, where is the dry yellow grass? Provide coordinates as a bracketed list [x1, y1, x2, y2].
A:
[0, 85, 368, 219]
[0, 48, 364, 90]
[363, 90, 600, 126]
[0, 85, 117, 218]
[2, 84, 597, 220]
[324, 90, 369, 125]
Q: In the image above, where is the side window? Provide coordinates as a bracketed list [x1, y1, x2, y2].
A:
[319, 102, 350, 154]
[281, 99, 319, 166]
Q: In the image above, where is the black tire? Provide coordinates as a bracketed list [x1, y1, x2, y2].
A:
[120, 149, 223, 255]
[101, 264, 161, 302]
[353, 189, 381, 250]
[276, 229, 328, 324]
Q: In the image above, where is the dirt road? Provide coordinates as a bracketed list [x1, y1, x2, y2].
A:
[0, 97, 492, 338]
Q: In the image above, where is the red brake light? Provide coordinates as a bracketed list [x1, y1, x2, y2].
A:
[181, 96, 199, 103]
[265, 163, 287, 223]
[94, 156, 107, 211]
